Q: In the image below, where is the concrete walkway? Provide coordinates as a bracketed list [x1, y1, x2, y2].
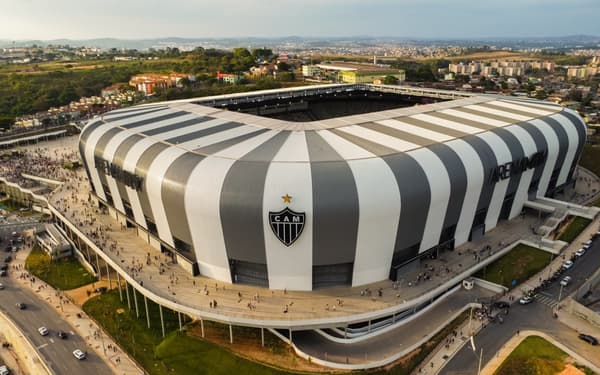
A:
[8, 242, 143, 375]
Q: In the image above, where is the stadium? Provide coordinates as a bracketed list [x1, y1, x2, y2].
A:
[79, 83, 586, 292]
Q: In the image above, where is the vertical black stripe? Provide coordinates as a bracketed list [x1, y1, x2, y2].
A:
[520, 122, 549, 193]
[93, 127, 123, 198]
[559, 111, 587, 182]
[135, 143, 170, 225]
[220, 131, 291, 264]
[427, 144, 468, 240]
[383, 153, 430, 262]
[161, 152, 206, 261]
[111, 134, 145, 207]
[305, 131, 359, 266]
[461, 136, 498, 229]
[542, 117, 569, 192]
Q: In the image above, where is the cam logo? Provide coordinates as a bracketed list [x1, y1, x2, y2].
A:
[269, 194, 305, 247]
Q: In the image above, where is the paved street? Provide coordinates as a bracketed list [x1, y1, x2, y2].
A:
[0, 269, 112, 375]
[293, 286, 496, 365]
[441, 232, 600, 375]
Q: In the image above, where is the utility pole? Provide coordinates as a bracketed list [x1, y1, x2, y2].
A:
[477, 347, 483, 375]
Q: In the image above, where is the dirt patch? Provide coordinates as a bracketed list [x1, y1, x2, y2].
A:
[65, 279, 111, 305]
[558, 363, 585, 375]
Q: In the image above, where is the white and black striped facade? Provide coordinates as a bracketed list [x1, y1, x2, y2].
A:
[79, 85, 586, 291]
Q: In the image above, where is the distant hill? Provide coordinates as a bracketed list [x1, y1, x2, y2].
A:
[0, 35, 599, 50]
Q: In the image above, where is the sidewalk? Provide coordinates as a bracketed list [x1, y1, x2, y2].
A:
[8, 240, 143, 375]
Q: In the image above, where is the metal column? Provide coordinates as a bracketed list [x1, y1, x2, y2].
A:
[106, 263, 111, 289]
[178, 312, 182, 330]
[125, 281, 131, 310]
[144, 296, 150, 329]
[133, 287, 139, 318]
[200, 319, 205, 338]
[117, 273, 123, 302]
[159, 305, 165, 338]
[229, 324, 233, 344]
[261, 328, 264, 347]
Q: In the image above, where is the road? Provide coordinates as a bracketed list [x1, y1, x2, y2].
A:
[0, 264, 112, 374]
[441, 237, 600, 375]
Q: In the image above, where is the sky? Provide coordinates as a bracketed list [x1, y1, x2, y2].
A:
[1, 0, 599, 40]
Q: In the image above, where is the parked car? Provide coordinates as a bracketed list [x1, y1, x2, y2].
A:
[57, 331, 67, 339]
[0, 283, 4, 290]
[578, 333, 599, 345]
[0, 270, 7, 277]
[37, 327, 48, 336]
[494, 301, 510, 309]
[562, 260, 574, 270]
[560, 276, 572, 287]
[575, 248, 586, 257]
[583, 240, 593, 249]
[0, 364, 10, 375]
[519, 295, 534, 305]
[72, 349, 86, 360]
[15, 302, 26, 310]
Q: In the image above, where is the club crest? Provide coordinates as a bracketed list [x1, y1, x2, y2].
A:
[268, 207, 305, 246]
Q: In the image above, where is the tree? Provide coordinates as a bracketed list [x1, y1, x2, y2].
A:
[383, 75, 399, 85]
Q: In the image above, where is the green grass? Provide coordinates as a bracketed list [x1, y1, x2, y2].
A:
[495, 336, 567, 375]
[475, 244, 553, 289]
[558, 216, 592, 243]
[25, 246, 96, 290]
[83, 289, 295, 375]
[84, 288, 469, 375]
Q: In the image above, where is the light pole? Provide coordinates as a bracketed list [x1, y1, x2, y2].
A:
[477, 347, 484, 375]
[556, 283, 564, 313]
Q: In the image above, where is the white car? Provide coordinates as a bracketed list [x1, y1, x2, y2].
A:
[560, 276, 572, 287]
[519, 295, 534, 305]
[0, 365, 9, 375]
[0, 283, 4, 290]
[73, 349, 86, 360]
[37, 327, 48, 336]
[562, 260, 574, 270]
[575, 248, 586, 257]
[583, 240, 593, 249]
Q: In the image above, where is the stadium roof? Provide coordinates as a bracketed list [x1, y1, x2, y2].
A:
[91, 84, 564, 162]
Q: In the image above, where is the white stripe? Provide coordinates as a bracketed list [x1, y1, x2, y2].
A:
[377, 119, 454, 142]
[145, 147, 187, 247]
[466, 104, 532, 122]
[316, 130, 373, 160]
[156, 118, 229, 141]
[337, 125, 420, 152]
[441, 108, 509, 127]
[319, 130, 401, 286]
[263, 132, 313, 290]
[503, 125, 537, 219]
[106, 108, 173, 125]
[443, 139, 484, 246]
[102, 105, 166, 118]
[411, 113, 483, 134]
[488, 100, 556, 116]
[552, 114, 580, 186]
[186, 132, 281, 282]
[83, 123, 114, 201]
[500, 99, 561, 110]
[530, 119, 560, 197]
[186, 156, 236, 282]
[121, 137, 159, 229]
[178, 126, 261, 150]
[407, 148, 451, 252]
[124, 113, 199, 134]
[476, 132, 512, 232]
